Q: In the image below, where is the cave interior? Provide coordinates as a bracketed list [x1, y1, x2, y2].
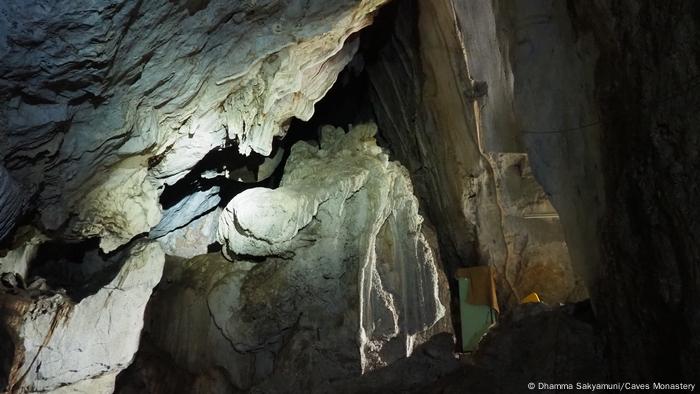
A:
[0, 0, 699, 393]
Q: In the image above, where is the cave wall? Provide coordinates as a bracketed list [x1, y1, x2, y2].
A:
[117, 124, 455, 393]
[1, 0, 698, 389]
[485, 0, 700, 380]
[0, 1, 397, 392]
[0, 0, 388, 252]
[367, 0, 586, 306]
[368, 0, 699, 381]
[571, 0, 700, 380]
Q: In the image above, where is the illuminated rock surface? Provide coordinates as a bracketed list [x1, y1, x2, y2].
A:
[125, 124, 452, 392]
[0, 0, 387, 251]
[0, 240, 164, 393]
[1, 0, 697, 390]
[219, 123, 448, 371]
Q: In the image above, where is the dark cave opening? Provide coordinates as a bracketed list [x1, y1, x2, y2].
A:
[158, 146, 278, 211]
[0, 324, 11, 393]
[26, 237, 124, 301]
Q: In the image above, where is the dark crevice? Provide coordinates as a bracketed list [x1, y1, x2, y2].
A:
[158, 144, 276, 211]
[26, 237, 127, 302]
[0, 324, 13, 393]
[206, 242, 222, 253]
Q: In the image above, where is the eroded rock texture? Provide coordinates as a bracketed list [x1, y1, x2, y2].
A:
[0, 240, 164, 393]
[0, 0, 387, 251]
[0, 166, 24, 243]
[219, 123, 447, 372]
[123, 124, 453, 393]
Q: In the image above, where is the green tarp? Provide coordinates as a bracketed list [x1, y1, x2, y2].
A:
[456, 267, 498, 352]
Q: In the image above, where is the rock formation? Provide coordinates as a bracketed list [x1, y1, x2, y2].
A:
[1, 0, 698, 390]
[366, 0, 699, 382]
[365, 0, 587, 305]
[0, 166, 24, 243]
[126, 124, 452, 392]
[219, 123, 447, 371]
[0, 240, 164, 393]
[0, 0, 388, 252]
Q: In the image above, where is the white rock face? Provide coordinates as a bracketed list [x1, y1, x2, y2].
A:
[151, 187, 220, 239]
[0, 227, 48, 278]
[68, 161, 162, 253]
[0, 240, 164, 393]
[216, 123, 447, 379]
[0, 0, 388, 252]
[156, 207, 221, 259]
[135, 125, 450, 393]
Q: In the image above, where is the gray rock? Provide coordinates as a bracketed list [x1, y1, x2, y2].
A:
[156, 207, 221, 259]
[0, 166, 24, 243]
[216, 123, 448, 386]
[0, 239, 164, 393]
[1, 0, 389, 252]
[366, 0, 586, 306]
[129, 124, 452, 393]
[150, 187, 220, 239]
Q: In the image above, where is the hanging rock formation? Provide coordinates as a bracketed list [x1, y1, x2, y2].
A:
[0, 0, 388, 251]
[126, 124, 452, 393]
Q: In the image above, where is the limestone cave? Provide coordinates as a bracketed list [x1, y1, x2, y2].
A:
[0, 0, 698, 393]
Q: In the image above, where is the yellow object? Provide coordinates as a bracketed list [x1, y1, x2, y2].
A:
[520, 292, 541, 304]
